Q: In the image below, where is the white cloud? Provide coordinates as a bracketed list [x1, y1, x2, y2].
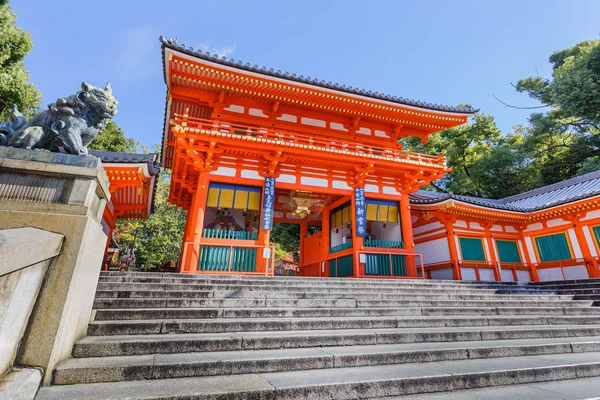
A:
[195, 42, 237, 58]
[118, 27, 159, 80]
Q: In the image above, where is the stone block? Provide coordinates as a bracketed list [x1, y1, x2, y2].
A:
[0, 148, 110, 384]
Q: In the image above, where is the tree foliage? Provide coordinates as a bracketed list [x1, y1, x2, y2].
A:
[402, 39, 600, 199]
[0, 0, 42, 121]
[116, 171, 187, 269]
[89, 120, 137, 153]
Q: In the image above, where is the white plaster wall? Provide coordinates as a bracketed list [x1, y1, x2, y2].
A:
[483, 240, 491, 262]
[382, 186, 400, 195]
[470, 222, 484, 230]
[505, 226, 517, 233]
[500, 269, 514, 282]
[430, 268, 454, 280]
[455, 236, 461, 261]
[525, 237, 538, 263]
[301, 117, 326, 128]
[547, 218, 569, 227]
[491, 225, 503, 232]
[332, 180, 351, 190]
[365, 184, 379, 193]
[564, 265, 589, 280]
[240, 170, 263, 180]
[567, 228, 583, 259]
[329, 122, 347, 131]
[524, 223, 543, 233]
[582, 209, 600, 221]
[224, 104, 244, 113]
[491, 239, 500, 262]
[538, 268, 565, 281]
[454, 220, 467, 228]
[518, 241, 527, 265]
[479, 268, 496, 281]
[516, 270, 531, 283]
[211, 167, 236, 177]
[584, 226, 598, 257]
[414, 222, 444, 235]
[277, 114, 297, 123]
[249, 108, 268, 118]
[300, 177, 328, 187]
[415, 238, 450, 265]
[278, 174, 296, 184]
[461, 267, 477, 280]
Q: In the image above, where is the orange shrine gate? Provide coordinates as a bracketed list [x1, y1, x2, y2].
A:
[160, 36, 476, 277]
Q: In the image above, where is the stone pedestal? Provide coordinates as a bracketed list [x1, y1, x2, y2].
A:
[0, 147, 110, 384]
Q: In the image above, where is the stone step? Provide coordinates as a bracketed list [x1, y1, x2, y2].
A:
[95, 282, 557, 296]
[380, 376, 600, 400]
[93, 304, 600, 321]
[52, 336, 600, 385]
[73, 325, 600, 357]
[97, 274, 527, 287]
[93, 297, 591, 311]
[86, 315, 600, 336]
[37, 351, 600, 399]
[94, 289, 573, 301]
[96, 277, 544, 291]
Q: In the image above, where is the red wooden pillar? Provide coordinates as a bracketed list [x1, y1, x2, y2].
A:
[482, 224, 500, 282]
[182, 171, 210, 273]
[443, 218, 462, 280]
[400, 193, 417, 277]
[320, 206, 331, 277]
[573, 224, 600, 278]
[299, 221, 308, 267]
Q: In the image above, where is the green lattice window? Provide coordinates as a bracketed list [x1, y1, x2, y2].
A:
[534, 233, 572, 262]
[459, 237, 486, 262]
[496, 240, 521, 263]
[592, 226, 600, 249]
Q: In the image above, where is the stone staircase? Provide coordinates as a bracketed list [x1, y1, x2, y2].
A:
[36, 273, 600, 399]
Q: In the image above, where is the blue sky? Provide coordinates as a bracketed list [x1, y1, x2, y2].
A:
[12, 0, 600, 152]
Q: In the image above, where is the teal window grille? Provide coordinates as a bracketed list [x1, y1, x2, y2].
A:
[535, 233, 572, 262]
[459, 237, 486, 262]
[496, 240, 521, 263]
[593, 226, 600, 248]
[328, 255, 354, 277]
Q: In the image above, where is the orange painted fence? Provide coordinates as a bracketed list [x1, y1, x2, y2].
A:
[299, 248, 425, 279]
[173, 114, 447, 167]
[180, 240, 275, 276]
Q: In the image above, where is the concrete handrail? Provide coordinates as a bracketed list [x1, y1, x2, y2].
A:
[0, 228, 64, 277]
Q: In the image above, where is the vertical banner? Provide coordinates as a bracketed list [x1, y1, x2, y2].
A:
[261, 177, 276, 230]
[354, 187, 367, 237]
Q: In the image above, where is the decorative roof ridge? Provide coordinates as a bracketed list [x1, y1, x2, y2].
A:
[500, 169, 600, 204]
[159, 36, 478, 115]
[90, 150, 162, 176]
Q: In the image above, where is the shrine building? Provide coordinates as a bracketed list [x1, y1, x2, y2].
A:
[92, 150, 161, 266]
[159, 36, 600, 282]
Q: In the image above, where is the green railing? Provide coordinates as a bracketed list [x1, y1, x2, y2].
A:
[329, 254, 354, 277]
[329, 242, 353, 254]
[364, 254, 406, 276]
[203, 229, 258, 240]
[364, 239, 403, 249]
[198, 245, 257, 272]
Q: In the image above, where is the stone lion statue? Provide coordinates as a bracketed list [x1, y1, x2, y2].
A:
[0, 82, 118, 155]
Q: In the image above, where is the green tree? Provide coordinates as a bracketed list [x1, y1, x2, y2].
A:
[89, 120, 137, 153]
[116, 171, 187, 269]
[401, 112, 516, 198]
[0, 0, 41, 121]
[516, 40, 600, 184]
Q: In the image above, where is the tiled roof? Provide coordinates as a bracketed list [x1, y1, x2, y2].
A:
[90, 150, 161, 176]
[410, 170, 600, 212]
[160, 36, 477, 115]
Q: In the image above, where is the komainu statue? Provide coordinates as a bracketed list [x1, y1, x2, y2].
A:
[0, 82, 118, 155]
